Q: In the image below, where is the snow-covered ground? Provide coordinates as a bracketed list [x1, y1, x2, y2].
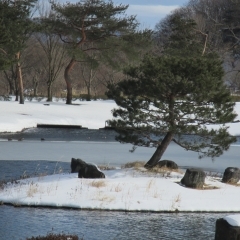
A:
[0, 167, 240, 213]
[0, 97, 240, 224]
[0, 97, 116, 132]
[0, 97, 240, 135]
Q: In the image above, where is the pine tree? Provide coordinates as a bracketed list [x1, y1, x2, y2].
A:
[0, 0, 37, 104]
[107, 16, 237, 168]
[47, 0, 149, 104]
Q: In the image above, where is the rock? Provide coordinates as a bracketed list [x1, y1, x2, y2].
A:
[71, 158, 105, 178]
[215, 218, 240, 240]
[181, 168, 206, 189]
[157, 160, 178, 170]
[78, 164, 105, 179]
[222, 167, 240, 184]
[71, 158, 87, 173]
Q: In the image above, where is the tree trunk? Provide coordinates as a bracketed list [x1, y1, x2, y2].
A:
[9, 82, 14, 95]
[34, 82, 38, 97]
[15, 52, 24, 104]
[15, 89, 19, 101]
[144, 132, 174, 169]
[86, 85, 91, 101]
[4, 71, 15, 95]
[64, 58, 76, 105]
[47, 84, 52, 102]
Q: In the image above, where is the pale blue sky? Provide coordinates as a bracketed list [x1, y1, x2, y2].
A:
[65, 0, 188, 29]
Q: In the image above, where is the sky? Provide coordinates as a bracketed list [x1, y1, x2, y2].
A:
[64, 0, 189, 29]
[113, 0, 188, 29]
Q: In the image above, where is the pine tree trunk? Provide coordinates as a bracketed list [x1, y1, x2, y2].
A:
[64, 58, 76, 105]
[47, 84, 52, 102]
[144, 132, 174, 169]
[15, 52, 24, 104]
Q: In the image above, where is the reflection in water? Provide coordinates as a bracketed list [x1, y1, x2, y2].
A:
[0, 128, 117, 142]
[0, 127, 239, 143]
[0, 205, 221, 240]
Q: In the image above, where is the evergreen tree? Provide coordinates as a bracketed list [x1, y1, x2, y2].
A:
[47, 0, 151, 104]
[0, 0, 37, 103]
[107, 16, 237, 169]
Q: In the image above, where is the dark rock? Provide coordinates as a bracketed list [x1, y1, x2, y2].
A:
[78, 164, 105, 179]
[71, 158, 105, 178]
[215, 218, 240, 240]
[71, 158, 87, 173]
[181, 168, 206, 189]
[157, 160, 178, 170]
[222, 167, 240, 184]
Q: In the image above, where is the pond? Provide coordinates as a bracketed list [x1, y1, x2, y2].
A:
[0, 128, 239, 239]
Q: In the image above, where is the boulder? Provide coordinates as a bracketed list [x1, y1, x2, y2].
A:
[215, 218, 240, 240]
[71, 158, 87, 173]
[78, 164, 105, 179]
[222, 167, 240, 184]
[181, 168, 206, 189]
[157, 160, 178, 170]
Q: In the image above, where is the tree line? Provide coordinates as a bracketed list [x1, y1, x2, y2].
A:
[0, 0, 240, 106]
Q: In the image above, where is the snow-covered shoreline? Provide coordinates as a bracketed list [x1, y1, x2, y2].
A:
[0, 97, 240, 135]
[0, 167, 240, 213]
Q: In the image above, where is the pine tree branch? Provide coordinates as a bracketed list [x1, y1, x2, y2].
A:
[0, 48, 7, 55]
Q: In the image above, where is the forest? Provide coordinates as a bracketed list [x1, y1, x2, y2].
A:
[1, 0, 240, 104]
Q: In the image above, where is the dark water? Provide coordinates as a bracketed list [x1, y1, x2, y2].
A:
[0, 128, 117, 142]
[1, 127, 239, 143]
[0, 205, 222, 240]
[0, 129, 238, 239]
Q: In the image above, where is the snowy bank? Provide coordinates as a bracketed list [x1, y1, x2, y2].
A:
[0, 98, 239, 135]
[0, 168, 240, 212]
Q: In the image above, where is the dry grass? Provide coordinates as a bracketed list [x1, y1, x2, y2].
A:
[27, 182, 39, 197]
[171, 193, 181, 211]
[174, 193, 181, 203]
[89, 180, 106, 188]
[149, 166, 183, 175]
[146, 179, 155, 191]
[111, 183, 122, 192]
[26, 233, 81, 240]
[221, 181, 240, 187]
[98, 165, 116, 170]
[203, 184, 220, 190]
[122, 161, 183, 177]
[122, 161, 146, 169]
[97, 194, 115, 202]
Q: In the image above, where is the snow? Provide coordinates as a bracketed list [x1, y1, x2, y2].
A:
[0, 96, 240, 135]
[0, 97, 116, 132]
[0, 168, 240, 212]
[0, 97, 240, 215]
[224, 215, 240, 227]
